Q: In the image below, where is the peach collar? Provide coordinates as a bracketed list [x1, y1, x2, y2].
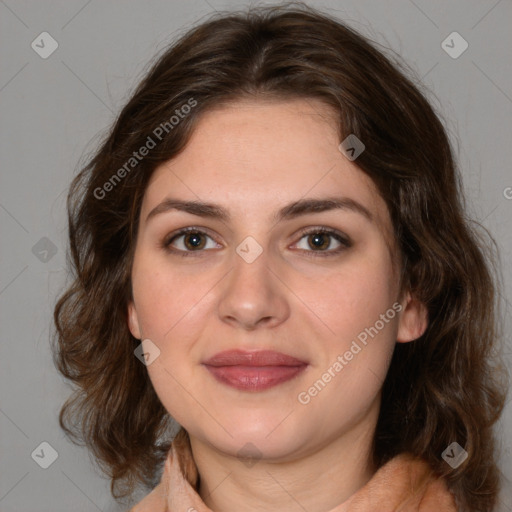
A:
[131, 444, 458, 512]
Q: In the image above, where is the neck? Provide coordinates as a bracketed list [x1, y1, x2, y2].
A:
[189, 401, 379, 512]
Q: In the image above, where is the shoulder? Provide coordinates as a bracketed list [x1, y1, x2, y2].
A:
[388, 452, 459, 511]
[340, 452, 458, 511]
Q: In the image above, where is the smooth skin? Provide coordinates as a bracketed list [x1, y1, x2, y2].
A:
[128, 98, 428, 512]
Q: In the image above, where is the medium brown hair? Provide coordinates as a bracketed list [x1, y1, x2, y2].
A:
[52, 2, 508, 510]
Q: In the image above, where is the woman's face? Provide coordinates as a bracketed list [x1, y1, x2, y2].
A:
[128, 98, 426, 461]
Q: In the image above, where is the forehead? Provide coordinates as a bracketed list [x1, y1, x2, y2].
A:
[171, 97, 343, 185]
[141, 98, 394, 242]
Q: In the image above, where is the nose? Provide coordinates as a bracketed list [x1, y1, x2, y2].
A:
[217, 245, 290, 331]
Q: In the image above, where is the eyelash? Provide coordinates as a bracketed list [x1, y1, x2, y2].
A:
[161, 226, 352, 258]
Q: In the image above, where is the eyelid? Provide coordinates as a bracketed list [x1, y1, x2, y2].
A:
[162, 225, 352, 257]
[161, 226, 221, 256]
[291, 226, 352, 256]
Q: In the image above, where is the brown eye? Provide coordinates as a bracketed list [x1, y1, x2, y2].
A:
[182, 232, 206, 250]
[163, 227, 220, 256]
[294, 228, 351, 256]
[307, 232, 331, 251]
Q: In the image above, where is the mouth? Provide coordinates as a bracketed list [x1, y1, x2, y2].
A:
[202, 350, 308, 391]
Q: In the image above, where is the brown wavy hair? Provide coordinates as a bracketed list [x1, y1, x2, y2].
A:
[52, 2, 509, 510]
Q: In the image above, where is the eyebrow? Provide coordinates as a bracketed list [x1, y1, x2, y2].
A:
[145, 196, 373, 225]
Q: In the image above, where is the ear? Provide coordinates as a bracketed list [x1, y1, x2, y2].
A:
[396, 291, 428, 343]
[127, 300, 142, 339]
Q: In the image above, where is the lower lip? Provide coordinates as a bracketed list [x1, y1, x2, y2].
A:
[204, 365, 307, 391]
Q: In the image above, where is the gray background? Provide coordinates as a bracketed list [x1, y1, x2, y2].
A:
[1, 0, 511, 511]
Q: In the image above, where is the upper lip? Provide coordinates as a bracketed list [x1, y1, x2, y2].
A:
[203, 350, 307, 367]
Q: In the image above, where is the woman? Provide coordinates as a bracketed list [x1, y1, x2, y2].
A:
[52, 2, 508, 511]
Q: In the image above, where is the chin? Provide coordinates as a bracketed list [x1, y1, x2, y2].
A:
[192, 413, 313, 461]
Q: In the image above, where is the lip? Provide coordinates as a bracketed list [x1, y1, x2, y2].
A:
[202, 350, 308, 391]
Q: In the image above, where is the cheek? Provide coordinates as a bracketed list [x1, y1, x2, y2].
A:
[297, 246, 399, 402]
[301, 249, 397, 343]
[131, 256, 217, 385]
[298, 276, 398, 430]
[131, 254, 212, 341]
[131, 261, 211, 425]
[320, 262, 398, 401]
